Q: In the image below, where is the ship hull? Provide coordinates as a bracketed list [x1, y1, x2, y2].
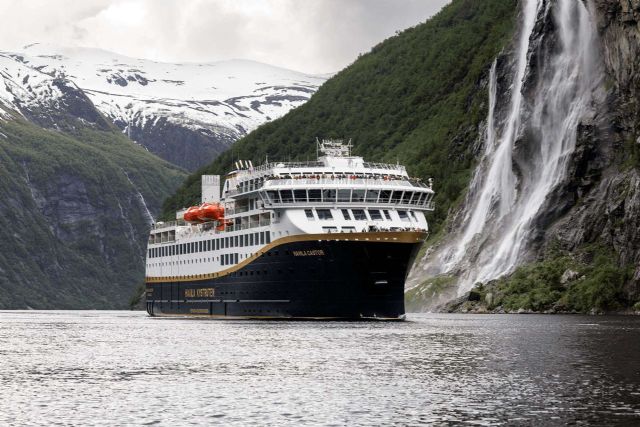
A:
[146, 232, 424, 320]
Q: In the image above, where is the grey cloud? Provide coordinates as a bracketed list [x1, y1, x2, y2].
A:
[0, 0, 450, 73]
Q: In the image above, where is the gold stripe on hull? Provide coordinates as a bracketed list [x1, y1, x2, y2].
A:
[146, 230, 426, 284]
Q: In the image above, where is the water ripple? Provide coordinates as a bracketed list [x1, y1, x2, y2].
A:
[0, 311, 639, 426]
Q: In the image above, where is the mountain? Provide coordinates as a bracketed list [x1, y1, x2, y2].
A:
[408, 0, 640, 314]
[161, 0, 517, 225]
[0, 55, 185, 308]
[1, 44, 326, 171]
[164, 0, 640, 314]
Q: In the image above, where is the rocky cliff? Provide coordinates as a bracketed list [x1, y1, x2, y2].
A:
[0, 80, 185, 308]
[409, 0, 640, 314]
[548, 0, 640, 303]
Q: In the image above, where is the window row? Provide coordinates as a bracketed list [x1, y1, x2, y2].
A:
[305, 208, 419, 222]
[264, 188, 433, 206]
[149, 231, 271, 258]
[221, 253, 239, 266]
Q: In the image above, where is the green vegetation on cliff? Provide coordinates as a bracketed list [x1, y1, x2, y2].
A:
[484, 246, 634, 313]
[0, 116, 185, 309]
[162, 0, 518, 235]
[432, 244, 637, 314]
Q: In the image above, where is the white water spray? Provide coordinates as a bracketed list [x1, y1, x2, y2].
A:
[121, 169, 155, 226]
[428, 0, 602, 293]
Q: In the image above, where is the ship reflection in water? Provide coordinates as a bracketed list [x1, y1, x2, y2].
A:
[1, 311, 639, 425]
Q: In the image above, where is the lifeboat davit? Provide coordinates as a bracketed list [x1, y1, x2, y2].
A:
[197, 202, 224, 221]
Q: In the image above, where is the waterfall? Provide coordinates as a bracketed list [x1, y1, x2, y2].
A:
[423, 0, 602, 293]
[121, 169, 155, 226]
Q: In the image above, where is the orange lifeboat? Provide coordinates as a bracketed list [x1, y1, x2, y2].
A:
[197, 202, 224, 221]
[183, 206, 202, 223]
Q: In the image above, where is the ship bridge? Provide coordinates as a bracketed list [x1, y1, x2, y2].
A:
[224, 139, 433, 212]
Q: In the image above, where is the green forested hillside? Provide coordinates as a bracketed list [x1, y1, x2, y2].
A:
[161, 0, 517, 235]
[0, 116, 185, 309]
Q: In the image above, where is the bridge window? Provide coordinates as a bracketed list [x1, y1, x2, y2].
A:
[317, 209, 333, 220]
[379, 190, 392, 203]
[322, 189, 336, 202]
[341, 209, 351, 220]
[365, 190, 379, 203]
[391, 191, 403, 203]
[352, 209, 367, 220]
[338, 189, 351, 202]
[267, 190, 279, 203]
[383, 210, 392, 220]
[308, 189, 322, 202]
[402, 191, 413, 204]
[398, 210, 409, 221]
[369, 209, 383, 220]
[305, 209, 315, 220]
[352, 190, 365, 203]
[280, 190, 293, 202]
[294, 189, 307, 202]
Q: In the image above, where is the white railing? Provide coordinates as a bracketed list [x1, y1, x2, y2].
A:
[262, 199, 435, 211]
[262, 178, 431, 189]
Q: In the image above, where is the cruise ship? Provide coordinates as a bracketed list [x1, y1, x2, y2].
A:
[145, 140, 435, 319]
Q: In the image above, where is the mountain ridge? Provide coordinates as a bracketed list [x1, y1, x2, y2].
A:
[1, 44, 326, 170]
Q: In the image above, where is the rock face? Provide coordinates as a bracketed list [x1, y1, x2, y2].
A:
[408, 0, 640, 311]
[0, 91, 185, 309]
[544, 0, 640, 301]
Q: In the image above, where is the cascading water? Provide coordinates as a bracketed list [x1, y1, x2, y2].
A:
[420, 0, 602, 294]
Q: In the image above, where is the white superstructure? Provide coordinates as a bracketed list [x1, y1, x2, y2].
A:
[146, 140, 435, 280]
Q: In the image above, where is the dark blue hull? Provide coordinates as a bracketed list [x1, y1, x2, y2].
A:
[146, 232, 425, 320]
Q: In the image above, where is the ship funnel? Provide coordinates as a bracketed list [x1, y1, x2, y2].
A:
[202, 175, 221, 203]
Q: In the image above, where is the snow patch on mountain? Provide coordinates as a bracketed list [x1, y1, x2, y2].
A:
[0, 44, 327, 168]
[12, 44, 324, 133]
[0, 52, 65, 117]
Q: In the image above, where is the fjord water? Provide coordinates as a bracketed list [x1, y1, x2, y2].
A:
[1, 311, 639, 425]
[425, 0, 602, 292]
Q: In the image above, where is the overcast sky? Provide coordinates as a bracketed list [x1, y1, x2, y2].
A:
[0, 0, 450, 74]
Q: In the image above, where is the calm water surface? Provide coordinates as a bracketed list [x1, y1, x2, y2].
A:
[0, 311, 639, 426]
